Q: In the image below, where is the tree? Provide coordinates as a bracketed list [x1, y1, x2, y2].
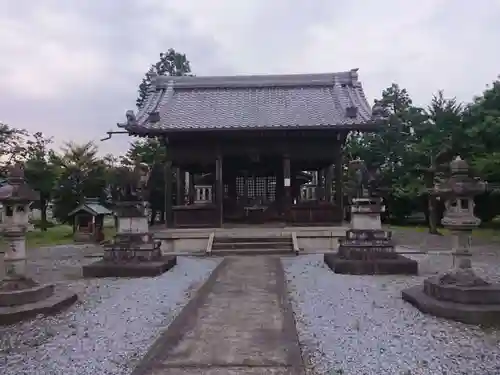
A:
[0, 123, 28, 172]
[131, 49, 193, 222]
[414, 91, 465, 233]
[51, 142, 107, 223]
[345, 84, 425, 222]
[24, 132, 58, 231]
[136, 48, 192, 108]
[124, 138, 169, 225]
[462, 78, 500, 222]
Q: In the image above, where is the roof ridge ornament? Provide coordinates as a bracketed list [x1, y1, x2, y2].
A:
[117, 110, 137, 129]
[148, 71, 159, 92]
[349, 68, 359, 85]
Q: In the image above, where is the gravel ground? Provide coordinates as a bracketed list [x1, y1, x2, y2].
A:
[283, 254, 500, 375]
[0, 256, 220, 375]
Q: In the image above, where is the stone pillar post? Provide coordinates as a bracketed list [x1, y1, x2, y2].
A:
[4, 229, 28, 277]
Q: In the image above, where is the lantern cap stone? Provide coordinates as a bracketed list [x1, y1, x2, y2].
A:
[450, 155, 469, 174]
[0, 164, 39, 203]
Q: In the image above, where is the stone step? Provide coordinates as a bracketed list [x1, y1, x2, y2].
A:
[213, 236, 291, 244]
[210, 247, 295, 256]
[212, 241, 293, 250]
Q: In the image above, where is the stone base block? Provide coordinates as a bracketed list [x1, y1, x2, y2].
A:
[423, 276, 500, 305]
[324, 253, 418, 275]
[82, 256, 177, 278]
[0, 285, 77, 325]
[402, 284, 500, 325]
[0, 283, 54, 306]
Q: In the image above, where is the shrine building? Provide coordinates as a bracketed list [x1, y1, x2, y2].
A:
[117, 69, 384, 228]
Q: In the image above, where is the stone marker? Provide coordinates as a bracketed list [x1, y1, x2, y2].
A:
[82, 162, 176, 278]
[402, 156, 500, 325]
[324, 159, 418, 275]
[0, 165, 77, 325]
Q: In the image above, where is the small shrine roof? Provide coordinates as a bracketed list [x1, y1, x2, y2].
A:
[67, 198, 113, 218]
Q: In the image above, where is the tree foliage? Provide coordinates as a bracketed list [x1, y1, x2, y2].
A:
[2, 55, 500, 235]
[136, 48, 192, 108]
[347, 76, 500, 230]
[24, 132, 58, 230]
[124, 138, 169, 225]
[51, 142, 107, 222]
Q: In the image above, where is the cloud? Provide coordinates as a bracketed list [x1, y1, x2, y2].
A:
[0, 0, 499, 156]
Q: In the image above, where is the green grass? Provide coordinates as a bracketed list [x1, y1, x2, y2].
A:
[0, 225, 116, 250]
[390, 224, 500, 241]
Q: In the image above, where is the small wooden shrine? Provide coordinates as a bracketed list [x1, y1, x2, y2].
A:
[67, 197, 112, 242]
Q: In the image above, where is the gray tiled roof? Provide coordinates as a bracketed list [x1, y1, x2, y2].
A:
[119, 69, 383, 133]
[67, 201, 113, 218]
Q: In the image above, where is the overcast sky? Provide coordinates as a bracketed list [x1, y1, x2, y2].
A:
[0, 0, 499, 156]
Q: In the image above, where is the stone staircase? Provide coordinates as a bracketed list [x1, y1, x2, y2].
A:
[208, 234, 296, 256]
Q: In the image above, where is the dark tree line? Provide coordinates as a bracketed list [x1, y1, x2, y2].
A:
[2, 47, 500, 235]
[346, 79, 500, 233]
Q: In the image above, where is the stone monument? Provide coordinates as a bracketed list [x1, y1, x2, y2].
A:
[324, 159, 418, 275]
[402, 156, 500, 325]
[82, 162, 176, 278]
[0, 165, 77, 324]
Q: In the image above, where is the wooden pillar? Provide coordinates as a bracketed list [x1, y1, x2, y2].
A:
[264, 176, 269, 202]
[228, 172, 237, 199]
[317, 169, 324, 200]
[164, 160, 173, 227]
[215, 156, 223, 227]
[334, 148, 344, 220]
[188, 172, 195, 204]
[283, 155, 291, 217]
[243, 170, 249, 203]
[325, 165, 333, 203]
[175, 167, 184, 205]
[275, 167, 284, 207]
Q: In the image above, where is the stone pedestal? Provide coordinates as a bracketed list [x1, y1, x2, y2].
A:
[402, 268, 500, 325]
[82, 201, 176, 278]
[324, 198, 418, 275]
[0, 278, 77, 325]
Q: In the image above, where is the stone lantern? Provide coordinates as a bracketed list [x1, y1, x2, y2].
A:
[0, 165, 77, 325]
[0, 165, 39, 278]
[439, 156, 485, 268]
[82, 162, 177, 278]
[324, 159, 418, 275]
[402, 156, 500, 325]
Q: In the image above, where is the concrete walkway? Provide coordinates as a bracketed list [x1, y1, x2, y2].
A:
[132, 256, 305, 375]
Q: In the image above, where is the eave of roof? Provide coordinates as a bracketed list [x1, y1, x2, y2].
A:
[118, 69, 386, 134]
[67, 203, 113, 218]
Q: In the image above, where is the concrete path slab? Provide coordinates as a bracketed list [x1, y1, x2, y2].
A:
[132, 256, 305, 375]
